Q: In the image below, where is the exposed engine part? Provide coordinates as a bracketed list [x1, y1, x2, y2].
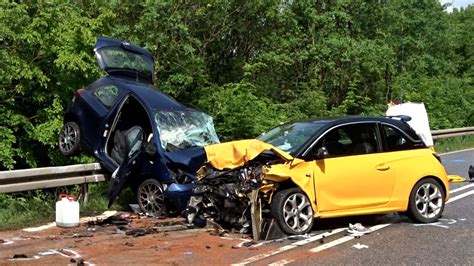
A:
[185, 163, 273, 237]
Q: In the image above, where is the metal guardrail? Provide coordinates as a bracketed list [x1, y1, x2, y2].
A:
[0, 163, 107, 193]
[431, 127, 474, 139]
[0, 127, 473, 194]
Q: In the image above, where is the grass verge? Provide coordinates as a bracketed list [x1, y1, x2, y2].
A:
[0, 183, 136, 231]
[434, 135, 474, 153]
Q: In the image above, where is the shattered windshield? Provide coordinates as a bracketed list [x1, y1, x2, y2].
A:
[154, 110, 220, 151]
[257, 121, 326, 153]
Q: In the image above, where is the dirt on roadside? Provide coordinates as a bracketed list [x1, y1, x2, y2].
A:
[0, 213, 276, 265]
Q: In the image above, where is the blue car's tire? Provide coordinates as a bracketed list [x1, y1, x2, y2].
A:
[58, 121, 81, 156]
[137, 178, 166, 216]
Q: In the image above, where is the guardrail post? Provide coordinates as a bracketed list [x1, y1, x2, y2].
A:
[80, 183, 89, 205]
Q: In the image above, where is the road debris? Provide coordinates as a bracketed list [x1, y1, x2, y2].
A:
[71, 232, 94, 238]
[70, 257, 85, 265]
[352, 243, 369, 249]
[347, 223, 372, 236]
[9, 253, 41, 261]
[126, 228, 146, 237]
[129, 204, 142, 214]
[448, 175, 466, 183]
[413, 218, 463, 228]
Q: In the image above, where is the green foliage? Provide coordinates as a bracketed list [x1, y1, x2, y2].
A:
[1, 0, 473, 170]
[435, 135, 474, 153]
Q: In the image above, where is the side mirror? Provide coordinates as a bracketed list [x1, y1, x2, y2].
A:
[316, 147, 328, 159]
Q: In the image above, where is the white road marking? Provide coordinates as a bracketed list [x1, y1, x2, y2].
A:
[310, 235, 354, 252]
[447, 190, 474, 203]
[308, 188, 474, 255]
[231, 227, 347, 265]
[309, 224, 391, 253]
[268, 259, 295, 266]
[449, 184, 474, 194]
[413, 222, 449, 229]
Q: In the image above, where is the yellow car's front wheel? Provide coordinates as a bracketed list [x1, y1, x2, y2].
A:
[271, 188, 314, 235]
[407, 178, 445, 223]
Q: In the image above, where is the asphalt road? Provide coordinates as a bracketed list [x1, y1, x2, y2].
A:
[1, 149, 473, 265]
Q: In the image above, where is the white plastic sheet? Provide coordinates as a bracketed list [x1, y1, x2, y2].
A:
[386, 102, 433, 147]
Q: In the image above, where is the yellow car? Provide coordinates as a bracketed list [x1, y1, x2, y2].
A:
[187, 116, 449, 237]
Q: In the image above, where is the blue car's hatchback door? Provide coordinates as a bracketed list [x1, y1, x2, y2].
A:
[94, 36, 155, 84]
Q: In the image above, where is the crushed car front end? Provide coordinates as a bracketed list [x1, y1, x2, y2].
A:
[185, 139, 317, 240]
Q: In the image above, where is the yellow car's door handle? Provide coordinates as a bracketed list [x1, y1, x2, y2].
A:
[376, 164, 390, 171]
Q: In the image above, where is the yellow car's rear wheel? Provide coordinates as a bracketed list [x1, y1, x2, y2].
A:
[407, 178, 445, 223]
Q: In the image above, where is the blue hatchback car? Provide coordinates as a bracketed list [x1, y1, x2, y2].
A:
[58, 37, 219, 215]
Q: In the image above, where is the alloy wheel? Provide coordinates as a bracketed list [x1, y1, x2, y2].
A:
[415, 183, 443, 219]
[59, 122, 79, 155]
[138, 181, 165, 216]
[282, 192, 313, 233]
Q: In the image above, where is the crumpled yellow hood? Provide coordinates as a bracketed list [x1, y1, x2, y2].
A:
[203, 139, 317, 212]
[203, 139, 295, 170]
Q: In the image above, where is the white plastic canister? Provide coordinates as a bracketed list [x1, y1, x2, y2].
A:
[55, 194, 80, 227]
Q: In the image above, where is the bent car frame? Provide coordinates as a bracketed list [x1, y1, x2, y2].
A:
[186, 116, 450, 239]
[58, 37, 219, 214]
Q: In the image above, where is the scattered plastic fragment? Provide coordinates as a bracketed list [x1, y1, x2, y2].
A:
[183, 251, 193, 255]
[352, 243, 369, 249]
[89, 213, 130, 226]
[129, 204, 142, 214]
[448, 175, 466, 183]
[71, 232, 94, 238]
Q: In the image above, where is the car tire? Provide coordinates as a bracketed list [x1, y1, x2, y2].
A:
[58, 121, 81, 156]
[271, 187, 314, 235]
[407, 178, 445, 223]
[137, 178, 166, 217]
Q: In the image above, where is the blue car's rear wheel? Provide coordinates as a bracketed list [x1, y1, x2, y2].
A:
[58, 121, 81, 156]
[137, 178, 166, 216]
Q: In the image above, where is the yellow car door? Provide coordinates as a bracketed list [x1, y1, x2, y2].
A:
[314, 153, 395, 213]
[310, 122, 395, 214]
